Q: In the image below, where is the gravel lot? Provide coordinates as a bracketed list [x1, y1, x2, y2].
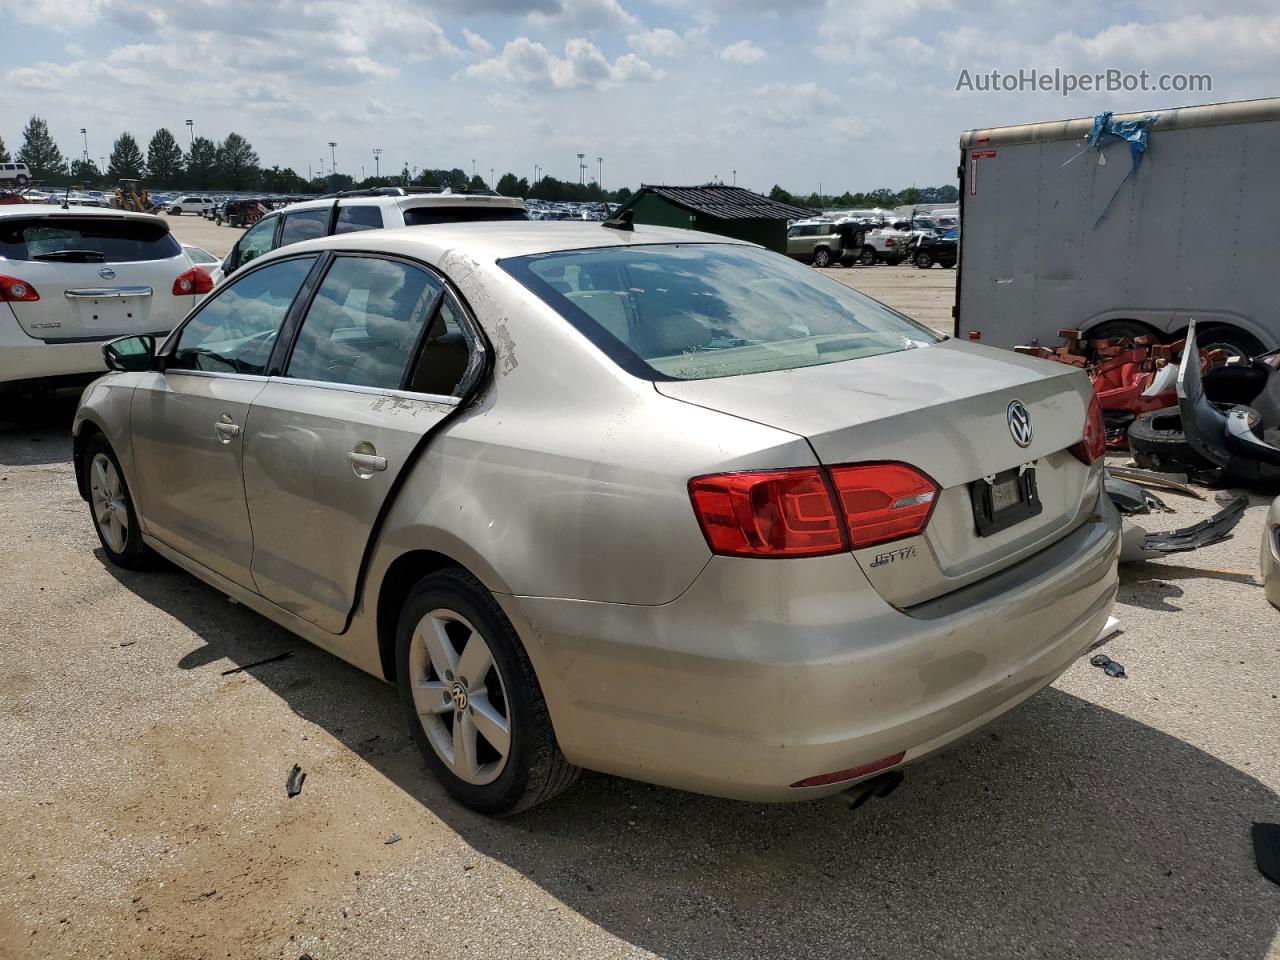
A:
[2, 236, 1278, 959]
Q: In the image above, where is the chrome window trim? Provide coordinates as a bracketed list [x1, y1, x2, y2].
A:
[264, 374, 461, 406]
[162, 369, 270, 384]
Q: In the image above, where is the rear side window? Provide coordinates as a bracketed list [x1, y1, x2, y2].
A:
[279, 209, 328, 247]
[401, 206, 528, 226]
[171, 256, 316, 375]
[285, 256, 443, 391]
[334, 205, 383, 234]
[0, 217, 182, 263]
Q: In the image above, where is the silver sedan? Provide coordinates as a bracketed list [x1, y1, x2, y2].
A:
[73, 222, 1120, 814]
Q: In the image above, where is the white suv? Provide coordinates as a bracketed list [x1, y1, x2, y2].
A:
[0, 162, 33, 186]
[221, 188, 528, 277]
[167, 196, 214, 216]
[0, 207, 210, 392]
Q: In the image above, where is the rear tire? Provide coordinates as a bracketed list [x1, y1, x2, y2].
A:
[915, 250, 933, 269]
[84, 435, 156, 569]
[395, 568, 579, 815]
[1090, 320, 1160, 344]
[859, 246, 876, 266]
[1127, 404, 1262, 479]
[1198, 324, 1264, 362]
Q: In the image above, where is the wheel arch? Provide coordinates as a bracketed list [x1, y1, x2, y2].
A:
[375, 549, 505, 683]
[72, 418, 106, 501]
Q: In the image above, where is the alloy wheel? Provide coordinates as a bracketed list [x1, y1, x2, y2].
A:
[408, 608, 511, 786]
[89, 452, 129, 554]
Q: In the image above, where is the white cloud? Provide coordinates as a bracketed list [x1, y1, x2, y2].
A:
[719, 40, 768, 64]
[463, 36, 662, 89]
[627, 27, 685, 58]
[528, 0, 638, 30]
[463, 28, 495, 55]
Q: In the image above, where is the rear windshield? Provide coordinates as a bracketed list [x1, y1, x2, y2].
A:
[402, 206, 529, 227]
[502, 244, 941, 381]
[0, 216, 181, 263]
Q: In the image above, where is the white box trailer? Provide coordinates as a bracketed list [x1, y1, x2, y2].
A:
[955, 97, 1280, 358]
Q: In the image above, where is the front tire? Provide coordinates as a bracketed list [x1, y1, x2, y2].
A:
[84, 435, 155, 569]
[812, 247, 832, 268]
[859, 246, 877, 266]
[396, 568, 579, 815]
[915, 250, 933, 269]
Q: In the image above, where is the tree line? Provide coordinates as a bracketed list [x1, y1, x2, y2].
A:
[0, 115, 957, 207]
[769, 183, 959, 210]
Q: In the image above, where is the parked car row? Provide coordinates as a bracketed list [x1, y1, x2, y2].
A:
[786, 215, 959, 269]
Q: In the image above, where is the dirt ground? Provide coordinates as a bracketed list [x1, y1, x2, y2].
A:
[2, 239, 1279, 960]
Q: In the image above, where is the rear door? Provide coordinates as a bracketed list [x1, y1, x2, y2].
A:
[241, 254, 480, 632]
[0, 213, 199, 341]
[129, 255, 319, 588]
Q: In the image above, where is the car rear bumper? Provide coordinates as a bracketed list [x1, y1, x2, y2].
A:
[0, 309, 172, 389]
[1260, 497, 1280, 609]
[499, 491, 1120, 802]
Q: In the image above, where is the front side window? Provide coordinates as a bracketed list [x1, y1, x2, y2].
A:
[334, 205, 383, 234]
[278, 209, 328, 247]
[237, 215, 277, 266]
[285, 256, 442, 390]
[503, 244, 941, 381]
[171, 256, 316, 375]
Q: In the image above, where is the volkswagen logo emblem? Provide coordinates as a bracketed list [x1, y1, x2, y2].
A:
[1007, 400, 1033, 447]
[98, 266, 116, 280]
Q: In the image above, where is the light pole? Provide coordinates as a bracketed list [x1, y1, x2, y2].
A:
[732, 169, 737, 186]
[533, 164, 541, 184]
[490, 167, 494, 189]
[79, 128, 88, 163]
[372, 148, 382, 179]
[185, 119, 193, 148]
[576, 153, 585, 185]
[596, 156, 603, 191]
[471, 158, 476, 178]
[328, 142, 337, 175]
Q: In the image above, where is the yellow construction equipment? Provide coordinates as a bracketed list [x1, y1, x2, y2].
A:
[112, 179, 156, 212]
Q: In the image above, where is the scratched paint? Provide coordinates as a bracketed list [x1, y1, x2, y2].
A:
[492, 320, 519, 375]
[370, 395, 452, 417]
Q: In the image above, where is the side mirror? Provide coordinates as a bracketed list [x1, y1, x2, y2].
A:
[103, 334, 156, 373]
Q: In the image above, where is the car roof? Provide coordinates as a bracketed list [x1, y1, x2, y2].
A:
[277, 193, 526, 216]
[275, 221, 754, 265]
[0, 205, 169, 224]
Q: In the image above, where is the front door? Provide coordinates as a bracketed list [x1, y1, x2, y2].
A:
[129, 255, 318, 587]
[242, 254, 478, 633]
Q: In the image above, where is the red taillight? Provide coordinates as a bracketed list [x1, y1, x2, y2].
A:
[1070, 394, 1105, 465]
[967, 330, 981, 341]
[173, 267, 214, 295]
[688, 469, 846, 558]
[828, 463, 939, 549]
[790, 751, 906, 788]
[689, 462, 938, 558]
[885, 238, 895, 247]
[0, 274, 39, 301]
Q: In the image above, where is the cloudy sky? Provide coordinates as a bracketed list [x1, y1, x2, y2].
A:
[2, 0, 1275, 193]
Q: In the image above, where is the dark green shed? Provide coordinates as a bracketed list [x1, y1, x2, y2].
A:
[614, 184, 814, 253]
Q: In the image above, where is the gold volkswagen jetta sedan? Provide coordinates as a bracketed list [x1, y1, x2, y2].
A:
[73, 221, 1119, 814]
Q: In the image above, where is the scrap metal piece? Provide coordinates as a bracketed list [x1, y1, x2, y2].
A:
[1105, 466, 1202, 499]
[221, 651, 293, 675]
[1178, 320, 1280, 478]
[1105, 472, 1172, 514]
[1120, 496, 1247, 561]
[286, 764, 306, 798]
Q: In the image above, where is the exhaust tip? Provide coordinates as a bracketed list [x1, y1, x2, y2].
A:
[843, 771, 905, 811]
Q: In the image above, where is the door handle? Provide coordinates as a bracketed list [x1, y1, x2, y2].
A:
[347, 450, 387, 476]
[214, 419, 241, 442]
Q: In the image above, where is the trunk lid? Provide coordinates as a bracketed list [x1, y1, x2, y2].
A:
[657, 339, 1101, 606]
[0, 213, 197, 341]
